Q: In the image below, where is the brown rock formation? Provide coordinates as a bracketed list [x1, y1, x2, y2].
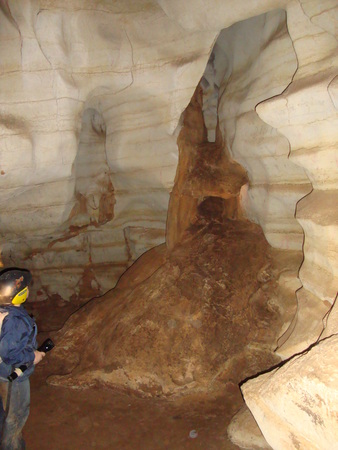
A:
[48, 210, 287, 396]
[46, 87, 293, 397]
[167, 86, 247, 249]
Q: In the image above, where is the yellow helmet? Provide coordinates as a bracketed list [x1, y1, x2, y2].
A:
[0, 268, 32, 305]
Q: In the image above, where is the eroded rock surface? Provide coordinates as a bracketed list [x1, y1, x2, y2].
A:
[48, 209, 295, 396]
[46, 89, 298, 396]
[0, 0, 337, 447]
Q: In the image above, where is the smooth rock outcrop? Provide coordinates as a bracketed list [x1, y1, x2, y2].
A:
[242, 333, 338, 450]
[217, 9, 310, 252]
[257, 0, 338, 359]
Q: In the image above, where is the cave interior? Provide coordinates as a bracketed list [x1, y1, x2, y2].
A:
[0, 1, 337, 449]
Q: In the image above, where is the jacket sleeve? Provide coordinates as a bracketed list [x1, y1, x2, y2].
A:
[0, 315, 35, 366]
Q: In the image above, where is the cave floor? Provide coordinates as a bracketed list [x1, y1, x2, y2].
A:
[25, 368, 241, 450]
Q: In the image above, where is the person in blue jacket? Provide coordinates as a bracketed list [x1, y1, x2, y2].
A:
[0, 268, 45, 449]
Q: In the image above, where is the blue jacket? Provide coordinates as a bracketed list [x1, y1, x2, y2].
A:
[0, 305, 37, 382]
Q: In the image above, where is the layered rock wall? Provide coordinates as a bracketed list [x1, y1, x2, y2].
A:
[217, 10, 312, 251]
[0, 1, 337, 447]
[255, 0, 338, 355]
[0, 0, 216, 302]
[233, 1, 338, 448]
[159, 1, 337, 447]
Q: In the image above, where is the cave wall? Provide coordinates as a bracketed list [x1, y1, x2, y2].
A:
[2, 0, 334, 312]
[213, 1, 337, 448]
[217, 10, 311, 252]
[0, 0, 295, 304]
[0, 0, 337, 447]
[212, 1, 338, 351]
[257, 0, 338, 358]
[0, 0, 217, 302]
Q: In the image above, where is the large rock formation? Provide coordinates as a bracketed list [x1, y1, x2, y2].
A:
[0, 0, 337, 448]
[46, 88, 297, 396]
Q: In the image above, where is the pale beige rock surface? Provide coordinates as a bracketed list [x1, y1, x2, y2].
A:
[233, 3, 338, 448]
[1, 0, 336, 315]
[228, 405, 272, 450]
[242, 334, 338, 450]
[256, 0, 338, 359]
[276, 287, 330, 357]
[320, 295, 338, 340]
[217, 10, 311, 251]
[0, 0, 216, 301]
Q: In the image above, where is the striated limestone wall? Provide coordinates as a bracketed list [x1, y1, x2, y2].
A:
[231, 1, 338, 449]
[0, 0, 292, 303]
[217, 9, 312, 252]
[212, 0, 337, 359]
[255, 0, 338, 354]
[159, 0, 337, 447]
[0, 0, 217, 302]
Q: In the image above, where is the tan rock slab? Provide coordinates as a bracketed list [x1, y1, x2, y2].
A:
[242, 335, 338, 450]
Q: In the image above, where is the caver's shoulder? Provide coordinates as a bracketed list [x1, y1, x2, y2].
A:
[0, 311, 9, 334]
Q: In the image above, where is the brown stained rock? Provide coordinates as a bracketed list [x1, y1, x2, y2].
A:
[43, 82, 297, 399]
[27, 264, 107, 332]
[183, 141, 247, 200]
[166, 86, 248, 250]
[27, 296, 79, 332]
[43, 85, 293, 396]
[117, 243, 167, 291]
[98, 179, 116, 224]
[47, 209, 290, 396]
